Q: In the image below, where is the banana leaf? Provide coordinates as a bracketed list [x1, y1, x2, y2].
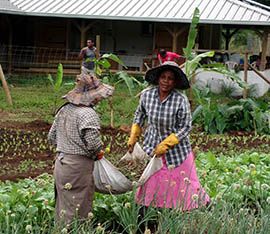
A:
[54, 63, 63, 92]
[114, 71, 135, 96]
[185, 51, 215, 78]
[101, 53, 127, 69]
[183, 7, 200, 60]
[98, 59, 111, 69]
[47, 63, 63, 92]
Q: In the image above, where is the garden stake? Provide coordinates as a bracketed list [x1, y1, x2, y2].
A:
[0, 64, 13, 106]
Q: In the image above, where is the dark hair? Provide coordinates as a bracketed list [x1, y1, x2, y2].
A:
[87, 39, 94, 43]
[159, 49, 167, 57]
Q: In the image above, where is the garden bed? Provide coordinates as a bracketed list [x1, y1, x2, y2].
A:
[1, 120, 269, 182]
[1, 120, 270, 233]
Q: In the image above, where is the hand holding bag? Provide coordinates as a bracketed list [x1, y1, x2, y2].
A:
[93, 157, 132, 194]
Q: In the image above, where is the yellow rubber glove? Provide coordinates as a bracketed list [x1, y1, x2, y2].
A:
[154, 133, 179, 156]
[127, 123, 142, 153]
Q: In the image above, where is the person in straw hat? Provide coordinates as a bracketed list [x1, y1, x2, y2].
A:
[128, 61, 210, 215]
[48, 73, 114, 225]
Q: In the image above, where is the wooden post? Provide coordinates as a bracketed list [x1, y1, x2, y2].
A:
[73, 20, 95, 49]
[222, 28, 239, 50]
[225, 29, 230, 50]
[96, 35, 100, 58]
[259, 31, 269, 71]
[0, 64, 13, 105]
[152, 23, 157, 67]
[80, 21, 86, 49]
[172, 26, 178, 52]
[5, 16, 13, 75]
[165, 25, 187, 53]
[209, 25, 213, 49]
[189, 72, 196, 109]
[65, 19, 71, 59]
[243, 52, 248, 98]
[152, 22, 156, 52]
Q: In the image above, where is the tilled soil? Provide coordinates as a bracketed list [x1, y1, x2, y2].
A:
[0, 120, 130, 181]
[0, 120, 269, 182]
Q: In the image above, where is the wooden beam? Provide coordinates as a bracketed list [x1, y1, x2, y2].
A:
[193, 48, 253, 54]
[73, 20, 96, 48]
[3, 16, 13, 74]
[96, 35, 100, 58]
[0, 65, 13, 106]
[222, 28, 239, 50]
[243, 52, 248, 98]
[222, 29, 230, 50]
[173, 26, 187, 52]
[164, 25, 173, 36]
[80, 20, 86, 48]
[209, 25, 213, 49]
[65, 19, 71, 59]
[152, 23, 156, 51]
[164, 25, 186, 52]
[259, 31, 269, 71]
[248, 63, 270, 85]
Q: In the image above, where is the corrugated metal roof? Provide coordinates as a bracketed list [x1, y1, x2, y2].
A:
[0, 0, 21, 11]
[1, 0, 269, 25]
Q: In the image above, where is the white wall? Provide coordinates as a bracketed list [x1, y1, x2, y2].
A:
[195, 69, 270, 97]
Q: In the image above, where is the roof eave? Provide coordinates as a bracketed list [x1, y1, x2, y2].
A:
[0, 10, 269, 26]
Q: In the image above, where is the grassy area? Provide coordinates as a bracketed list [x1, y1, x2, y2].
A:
[0, 75, 141, 126]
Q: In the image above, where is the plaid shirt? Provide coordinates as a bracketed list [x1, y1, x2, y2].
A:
[48, 103, 102, 159]
[134, 87, 192, 167]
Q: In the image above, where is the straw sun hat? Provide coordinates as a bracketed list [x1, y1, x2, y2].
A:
[145, 61, 190, 90]
[63, 73, 114, 106]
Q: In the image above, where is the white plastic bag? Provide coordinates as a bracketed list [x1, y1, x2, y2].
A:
[120, 143, 148, 162]
[93, 157, 132, 194]
[138, 155, 163, 185]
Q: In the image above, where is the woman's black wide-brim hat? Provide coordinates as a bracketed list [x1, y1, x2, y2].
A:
[145, 61, 190, 90]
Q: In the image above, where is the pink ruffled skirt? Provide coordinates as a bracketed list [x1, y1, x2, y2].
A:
[136, 152, 210, 210]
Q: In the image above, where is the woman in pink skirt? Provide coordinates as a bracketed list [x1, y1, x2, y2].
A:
[128, 61, 210, 211]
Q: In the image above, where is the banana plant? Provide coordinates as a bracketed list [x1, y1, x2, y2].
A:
[183, 8, 246, 88]
[103, 71, 144, 128]
[47, 63, 63, 93]
[90, 53, 145, 128]
[47, 63, 73, 114]
[94, 53, 127, 76]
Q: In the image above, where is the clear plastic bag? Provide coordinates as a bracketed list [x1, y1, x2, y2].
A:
[137, 155, 163, 185]
[93, 157, 132, 194]
[120, 143, 148, 162]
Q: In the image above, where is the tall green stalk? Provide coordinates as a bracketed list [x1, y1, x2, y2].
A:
[47, 63, 63, 114]
[183, 8, 245, 87]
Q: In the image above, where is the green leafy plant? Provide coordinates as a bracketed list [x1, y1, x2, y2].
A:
[90, 54, 145, 128]
[92, 53, 127, 76]
[47, 63, 63, 93]
[104, 71, 146, 128]
[47, 63, 64, 114]
[183, 8, 246, 91]
[192, 90, 270, 134]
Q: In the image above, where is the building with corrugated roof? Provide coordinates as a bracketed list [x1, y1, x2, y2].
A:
[0, 0, 269, 74]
